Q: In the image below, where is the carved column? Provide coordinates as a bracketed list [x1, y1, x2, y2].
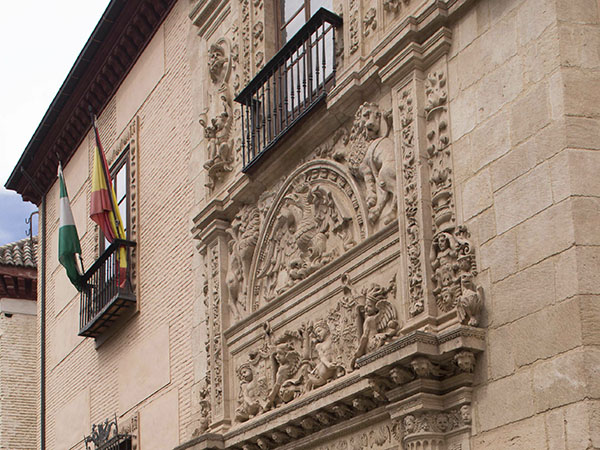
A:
[197, 219, 233, 431]
[389, 30, 482, 333]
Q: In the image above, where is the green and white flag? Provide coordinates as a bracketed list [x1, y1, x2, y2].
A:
[58, 163, 83, 291]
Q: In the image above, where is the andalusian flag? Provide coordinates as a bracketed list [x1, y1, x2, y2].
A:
[90, 121, 127, 286]
[58, 163, 83, 291]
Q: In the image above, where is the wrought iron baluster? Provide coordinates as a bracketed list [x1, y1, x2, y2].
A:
[302, 38, 307, 109]
[296, 47, 301, 111]
[315, 27, 321, 92]
[332, 22, 337, 84]
[261, 83, 266, 154]
[321, 22, 327, 94]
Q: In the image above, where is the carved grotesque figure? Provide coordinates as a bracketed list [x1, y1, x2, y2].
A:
[235, 363, 264, 422]
[403, 415, 416, 434]
[226, 205, 260, 320]
[456, 270, 483, 327]
[352, 281, 400, 367]
[337, 102, 397, 225]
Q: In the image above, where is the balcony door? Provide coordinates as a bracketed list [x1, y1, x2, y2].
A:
[278, 0, 333, 45]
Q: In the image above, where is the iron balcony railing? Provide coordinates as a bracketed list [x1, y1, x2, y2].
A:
[235, 8, 342, 171]
[84, 417, 133, 450]
[79, 239, 136, 338]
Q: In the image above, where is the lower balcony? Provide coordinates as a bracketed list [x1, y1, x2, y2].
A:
[79, 239, 136, 338]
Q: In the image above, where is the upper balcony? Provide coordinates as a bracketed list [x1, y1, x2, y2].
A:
[235, 8, 342, 172]
[78, 239, 136, 338]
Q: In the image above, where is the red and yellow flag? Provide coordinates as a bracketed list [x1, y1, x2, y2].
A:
[90, 122, 127, 286]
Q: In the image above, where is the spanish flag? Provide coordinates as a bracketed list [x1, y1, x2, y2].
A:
[90, 121, 127, 286]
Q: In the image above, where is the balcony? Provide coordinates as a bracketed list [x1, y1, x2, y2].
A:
[235, 8, 342, 171]
[78, 239, 136, 338]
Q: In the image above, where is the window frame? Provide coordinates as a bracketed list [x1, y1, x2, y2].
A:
[99, 147, 131, 253]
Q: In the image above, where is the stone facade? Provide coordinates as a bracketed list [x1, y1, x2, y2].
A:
[6, 0, 600, 449]
[0, 238, 38, 449]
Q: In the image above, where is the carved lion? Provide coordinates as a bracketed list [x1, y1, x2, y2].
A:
[338, 102, 397, 224]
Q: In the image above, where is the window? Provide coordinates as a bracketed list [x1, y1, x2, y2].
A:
[101, 150, 130, 250]
[278, 0, 333, 46]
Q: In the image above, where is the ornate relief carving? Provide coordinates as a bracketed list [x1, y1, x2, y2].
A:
[253, 22, 263, 46]
[399, 88, 424, 317]
[349, 0, 359, 54]
[239, 0, 251, 85]
[425, 70, 453, 233]
[394, 405, 472, 449]
[335, 102, 398, 225]
[363, 8, 377, 36]
[430, 226, 483, 325]
[252, 162, 366, 305]
[235, 275, 399, 421]
[383, 0, 410, 14]
[423, 69, 484, 325]
[226, 205, 261, 320]
[347, 275, 400, 367]
[210, 245, 224, 416]
[201, 39, 234, 189]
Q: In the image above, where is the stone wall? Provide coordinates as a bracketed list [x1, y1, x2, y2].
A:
[41, 1, 196, 449]
[0, 306, 37, 450]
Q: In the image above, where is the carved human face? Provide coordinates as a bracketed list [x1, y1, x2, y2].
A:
[441, 288, 453, 305]
[436, 414, 449, 431]
[403, 415, 416, 433]
[460, 405, 471, 423]
[436, 234, 450, 251]
[275, 347, 287, 364]
[239, 365, 253, 382]
[455, 351, 475, 373]
[314, 323, 329, 342]
[208, 46, 226, 78]
[411, 357, 431, 377]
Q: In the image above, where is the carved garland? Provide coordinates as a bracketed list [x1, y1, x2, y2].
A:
[399, 89, 424, 317]
[210, 245, 224, 416]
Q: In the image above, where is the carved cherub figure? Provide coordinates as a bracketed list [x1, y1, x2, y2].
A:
[305, 320, 345, 391]
[265, 341, 303, 409]
[352, 282, 400, 367]
[235, 363, 264, 422]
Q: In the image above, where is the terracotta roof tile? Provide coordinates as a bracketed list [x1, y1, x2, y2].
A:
[0, 237, 37, 268]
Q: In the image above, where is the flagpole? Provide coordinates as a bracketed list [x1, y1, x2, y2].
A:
[88, 106, 123, 240]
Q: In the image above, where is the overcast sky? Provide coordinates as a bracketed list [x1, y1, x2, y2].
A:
[0, 1, 110, 246]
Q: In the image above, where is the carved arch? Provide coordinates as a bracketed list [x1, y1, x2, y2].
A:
[248, 160, 370, 311]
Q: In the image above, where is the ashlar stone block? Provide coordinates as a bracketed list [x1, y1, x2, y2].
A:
[532, 349, 588, 412]
[494, 162, 553, 234]
[474, 368, 535, 432]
